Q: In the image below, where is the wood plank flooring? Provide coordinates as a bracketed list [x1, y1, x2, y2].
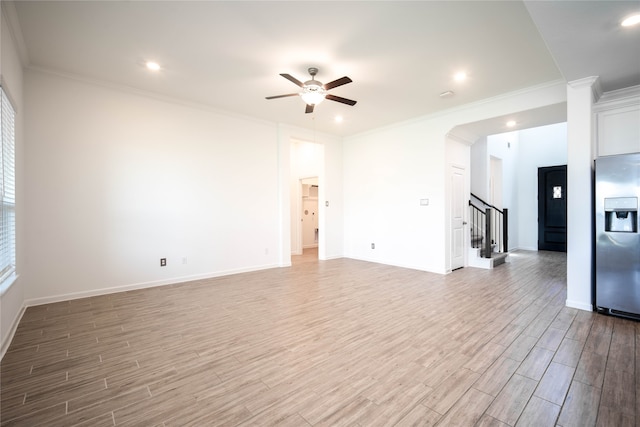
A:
[1, 250, 637, 426]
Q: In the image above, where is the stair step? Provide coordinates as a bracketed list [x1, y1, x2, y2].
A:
[492, 252, 508, 267]
[467, 247, 508, 270]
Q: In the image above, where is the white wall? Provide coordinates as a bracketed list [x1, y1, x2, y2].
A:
[516, 122, 568, 250]
[23, 70, 283, 303]
[1, 6, 25, 357]
[320, 134, 344, 260]
[470, 137, 488, 201]
[343, 81, 567, 274]
[566, 78, 598, 311]
[485, 132, 518, 249]
[595, 86, 640, 157]
[344, 119, 447, 272]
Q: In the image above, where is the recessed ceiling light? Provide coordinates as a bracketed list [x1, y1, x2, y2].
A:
[506, 120, 517, 128]
[146, 61, 161, 71]
[621, 14, 640, 27]
[454, 71, 467, 82]
[335, 115, 343, 123]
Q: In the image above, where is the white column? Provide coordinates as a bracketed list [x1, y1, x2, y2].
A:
[566, 77, 599, 311]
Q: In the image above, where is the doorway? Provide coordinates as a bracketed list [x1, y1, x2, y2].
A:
[538, 165, 567, 252]
[290, 139, 323, 260]
[301, 178, 319, 250]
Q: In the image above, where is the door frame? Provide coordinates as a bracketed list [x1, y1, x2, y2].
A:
[538, 164, 568, 252]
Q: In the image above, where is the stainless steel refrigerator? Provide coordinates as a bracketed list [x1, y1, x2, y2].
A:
[595, 152, 640, 319]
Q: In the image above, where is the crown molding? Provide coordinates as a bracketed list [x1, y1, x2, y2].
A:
[446, 129, 479, 146]
[348, 79, 567, 140]
[567, 76, 602, 102]
[1, 1, 30, 67]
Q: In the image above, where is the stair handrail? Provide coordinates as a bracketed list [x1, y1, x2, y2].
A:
[469, 193, 509, 256]
[470, 193, 504, 214]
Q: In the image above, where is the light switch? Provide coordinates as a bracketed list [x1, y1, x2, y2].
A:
[420, 199, 429, 206]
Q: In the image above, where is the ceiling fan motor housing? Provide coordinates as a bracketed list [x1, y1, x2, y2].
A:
[304, 81, 325, 92]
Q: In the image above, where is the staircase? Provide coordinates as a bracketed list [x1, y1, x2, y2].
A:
[468, 194, 508, 269]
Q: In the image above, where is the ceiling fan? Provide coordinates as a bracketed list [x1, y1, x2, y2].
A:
[266, 67, 357, 114]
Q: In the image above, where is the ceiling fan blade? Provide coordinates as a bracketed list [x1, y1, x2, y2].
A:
[323, 76, 352, 90]
[265, 93, 299, 100]
[305, 104, 315, 114]
[325, 94, 357, 106]
[280, 73, 304, 88]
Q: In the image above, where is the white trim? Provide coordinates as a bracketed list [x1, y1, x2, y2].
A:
[567, 76, 601, 102]
[319, 254, 342, 261]
[24, 263, 281, 307]
[349, 79, 567, 139]
[344, 256, 448, 275]
[26, 66, 277, 131]
[0, 78, 19, 115]
[565, 299, 593, 312]
[1, 303, 26, 361]
[0, 272, 18, 297]
[446, 130, 478, 146]
[594, 85, 640, 112]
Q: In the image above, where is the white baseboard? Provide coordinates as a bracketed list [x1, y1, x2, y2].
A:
[1, 303, 26, 360]
[25, 263, 282, 307]
[565, 299, 594, 312]
[344, 255, 446, 274]
[320, 254, 343, 261]
[3, 263, 286, 359]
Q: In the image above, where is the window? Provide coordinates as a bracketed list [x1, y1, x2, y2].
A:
[553, 185, 562, 199]
[1, 87, 16, 286]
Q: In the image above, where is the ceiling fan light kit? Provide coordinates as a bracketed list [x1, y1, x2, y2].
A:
[266, 67, 357, 114]
[300, 85, 326, 106]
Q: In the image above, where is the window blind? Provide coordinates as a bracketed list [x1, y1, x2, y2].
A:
[0, 87, 16, 284]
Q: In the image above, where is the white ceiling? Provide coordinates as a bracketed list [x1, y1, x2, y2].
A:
[5, 1, 640, 137]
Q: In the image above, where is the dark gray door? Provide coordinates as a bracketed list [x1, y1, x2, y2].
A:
[538, 165, 567, 252]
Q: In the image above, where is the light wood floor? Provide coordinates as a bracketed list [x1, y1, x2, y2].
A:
[1, 250, 637, 426]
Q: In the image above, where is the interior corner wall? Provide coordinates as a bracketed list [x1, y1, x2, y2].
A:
[343, 120, 448, 273]
[1, 8, 25, 357]
[470, 137, 488, 201]
[487, 131, 520, 249]
[23, 70, 283, 303]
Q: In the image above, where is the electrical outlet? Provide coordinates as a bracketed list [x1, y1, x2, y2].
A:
[371, 243, 375, 249]
[160, 258, 166, 267]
